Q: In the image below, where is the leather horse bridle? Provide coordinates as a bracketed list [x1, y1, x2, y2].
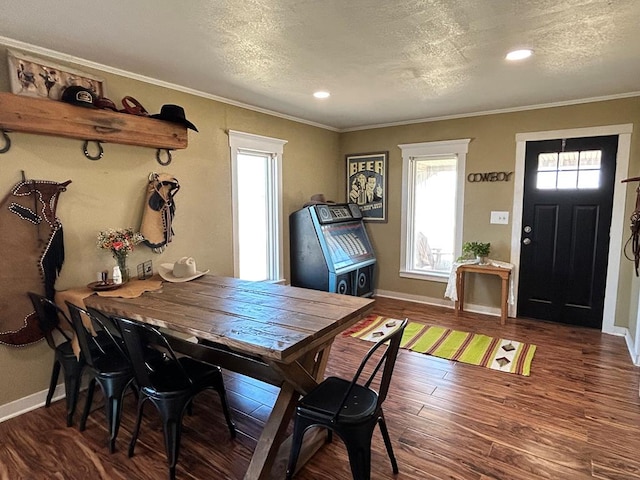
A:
[622, 177, 640, 276]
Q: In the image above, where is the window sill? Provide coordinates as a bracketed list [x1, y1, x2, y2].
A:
[399, 270, 449, 283]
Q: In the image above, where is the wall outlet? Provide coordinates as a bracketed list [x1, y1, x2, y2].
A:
[490, 211, 509, 224]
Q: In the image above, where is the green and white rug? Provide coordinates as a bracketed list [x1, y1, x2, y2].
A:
[345, 315, 536, 376]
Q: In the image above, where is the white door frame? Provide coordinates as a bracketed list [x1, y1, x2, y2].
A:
[510, 124, 633, 334]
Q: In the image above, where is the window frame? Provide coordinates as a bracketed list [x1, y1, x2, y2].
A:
[229, 130, 287, 282]
[398, 139, 470, 282]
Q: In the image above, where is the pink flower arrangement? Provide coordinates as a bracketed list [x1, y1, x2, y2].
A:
[96, 228, 144, 256]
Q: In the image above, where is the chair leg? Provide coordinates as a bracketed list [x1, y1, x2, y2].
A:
[162, 416, 183, 480]
[103, 378, 133, 453]
[46, 360, 61, 407]
[130, 382, 139, 402]
[341, 426, 374, 480]
[216, 387, 236, 438]
[286, 417, 314, 480]
[79, 378, 96, 432]
[378, 413, 399, 474]
[129, 399, 147, 458]
[62, 359, 83, 427]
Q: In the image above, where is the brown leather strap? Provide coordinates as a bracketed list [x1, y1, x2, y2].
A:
[119, 96, 148, 116]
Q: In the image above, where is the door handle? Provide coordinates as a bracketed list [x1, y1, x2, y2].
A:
[523, 238, 531, 245]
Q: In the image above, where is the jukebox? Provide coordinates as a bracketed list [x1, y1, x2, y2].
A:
[289, 203, 376, 297]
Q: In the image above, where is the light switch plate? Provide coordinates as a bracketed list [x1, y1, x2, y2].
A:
[490, 211, 509, 224]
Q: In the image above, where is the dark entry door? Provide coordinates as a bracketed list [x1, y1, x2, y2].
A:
[517, 135, 618, 328]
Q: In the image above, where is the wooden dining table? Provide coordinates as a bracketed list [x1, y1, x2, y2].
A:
[84, 274, 374, 480]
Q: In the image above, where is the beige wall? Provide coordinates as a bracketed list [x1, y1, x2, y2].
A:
[340, 99, 640, 320]
[0, 45, 340, 406]
[1, 42, 638, 408]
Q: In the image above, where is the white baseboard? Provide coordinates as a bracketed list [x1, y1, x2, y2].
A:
[623, 328, 640, 366]
[0, 383, 65, 423]
[374, 288, 502, 318]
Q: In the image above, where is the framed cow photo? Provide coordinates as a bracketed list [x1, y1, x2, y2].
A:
[7, 49, 105, 101]
[346, 151, 388, 222]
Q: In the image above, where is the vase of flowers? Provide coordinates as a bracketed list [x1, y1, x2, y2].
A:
[97, 228, 144, 282]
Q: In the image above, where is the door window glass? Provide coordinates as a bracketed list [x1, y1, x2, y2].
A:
[536, 150, 602, 190]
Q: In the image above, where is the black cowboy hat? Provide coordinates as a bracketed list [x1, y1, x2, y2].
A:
[150, 104, 198, 132]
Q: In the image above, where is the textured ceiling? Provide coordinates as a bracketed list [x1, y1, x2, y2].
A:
[2, 0, 640, 130]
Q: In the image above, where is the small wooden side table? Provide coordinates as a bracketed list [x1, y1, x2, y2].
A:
[454, 264, 512, 325]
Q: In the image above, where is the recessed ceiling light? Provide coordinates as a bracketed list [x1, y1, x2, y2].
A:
[506, 49, 533, 61]
[313, 91, 330, 99]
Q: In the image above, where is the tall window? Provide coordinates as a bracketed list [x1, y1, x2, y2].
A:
[229, 131, 287, 282]
[399, 139, 470, 281]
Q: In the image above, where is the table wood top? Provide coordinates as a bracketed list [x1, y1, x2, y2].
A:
[456, 263, 512, 276]
[84, 275, 374, 363]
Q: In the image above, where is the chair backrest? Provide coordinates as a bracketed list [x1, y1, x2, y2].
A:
[65, 301, 127, 368]
[27, 291, 73, 349]
[86, 307, 123, 340]
[112, 315, 192, 391]
[334, 318, 408, 422]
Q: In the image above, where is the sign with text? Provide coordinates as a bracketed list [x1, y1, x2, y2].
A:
[346, 151, 388, 222]
[467, 171, 514, 182]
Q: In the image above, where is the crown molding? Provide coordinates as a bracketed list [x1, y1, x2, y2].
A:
[340, 91, 640, 132]
[0, 36, 338, 132]
[2, 36, 638, 135]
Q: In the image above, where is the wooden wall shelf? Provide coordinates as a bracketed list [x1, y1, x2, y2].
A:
[0, 92, 187, 151]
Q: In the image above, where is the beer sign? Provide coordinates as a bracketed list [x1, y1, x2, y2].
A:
[346, 151, 388, 222]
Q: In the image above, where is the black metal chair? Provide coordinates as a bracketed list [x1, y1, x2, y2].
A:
[66, 301, 136, 453]
[113, 315, 236, 480]
[27, 292, 83, 427]
[286, 318, 408, 480]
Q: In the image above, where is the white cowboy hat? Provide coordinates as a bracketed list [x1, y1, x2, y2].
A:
[158, 257, 209, 282]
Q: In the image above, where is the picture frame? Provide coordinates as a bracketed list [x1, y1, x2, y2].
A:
[7, 49, 105, 101]
[136, 260, 153, 280]
[346, 151, 388, 222]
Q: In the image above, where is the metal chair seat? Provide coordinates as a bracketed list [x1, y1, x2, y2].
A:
[298, 377, 378, 423]
[286, 318, 408, 480]
[66, 302, 136, 454]
[28, 292, 83, 427]
[113, 315, 236, 480]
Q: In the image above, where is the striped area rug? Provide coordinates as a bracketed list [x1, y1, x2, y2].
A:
[345, 315, 536, 376]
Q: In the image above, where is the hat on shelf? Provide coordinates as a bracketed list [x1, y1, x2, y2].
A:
[150, 104, 198, 131]
[95, 97, 118, 111]
[303, 193, 335, 207]
[158, 257, 209, 282]
[60, 86, 96, 108]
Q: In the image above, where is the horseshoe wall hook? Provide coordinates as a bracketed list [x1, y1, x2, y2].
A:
[156, 148, 172, 166]
[83, 140, 104, 160]
[0, 130, 11, 154]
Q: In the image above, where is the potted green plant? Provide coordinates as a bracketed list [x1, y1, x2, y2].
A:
[462, 241, 491, 264]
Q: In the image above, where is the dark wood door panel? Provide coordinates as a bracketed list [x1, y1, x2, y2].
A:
[518, 135, 618, 328]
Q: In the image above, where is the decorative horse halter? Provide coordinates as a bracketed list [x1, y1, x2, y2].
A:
[624, 180, 640, 276]
[140, 173, 180, 253]
[0, 178, 70, 346]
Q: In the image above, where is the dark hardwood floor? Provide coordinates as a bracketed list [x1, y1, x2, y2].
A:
[1, 296, 640, 480]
